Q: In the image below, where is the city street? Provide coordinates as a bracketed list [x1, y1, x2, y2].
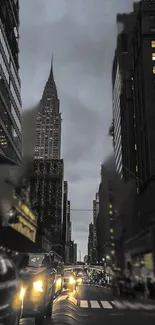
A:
[21, 285, 155, 325]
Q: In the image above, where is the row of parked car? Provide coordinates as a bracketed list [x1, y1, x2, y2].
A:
[0, 250, 84, 325]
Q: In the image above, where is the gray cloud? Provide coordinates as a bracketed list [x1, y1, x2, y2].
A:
[19, 0, 134, 258]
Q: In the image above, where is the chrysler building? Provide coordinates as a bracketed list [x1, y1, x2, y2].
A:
[34, 57, 61, 159]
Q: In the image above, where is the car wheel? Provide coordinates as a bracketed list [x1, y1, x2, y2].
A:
[35, 314, 44, 325]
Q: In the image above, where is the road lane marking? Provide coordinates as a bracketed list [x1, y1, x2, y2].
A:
[101, 301, 113, 309]
[80, 300, 88, 308]
[90, 301, 100, 308]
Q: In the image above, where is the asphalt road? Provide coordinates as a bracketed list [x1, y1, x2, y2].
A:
[20, 285, 155, 325]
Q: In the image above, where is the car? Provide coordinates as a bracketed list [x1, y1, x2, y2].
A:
[49, 251, 64, 296]
[63, 269, 76, 291]
[75, 271, 83, 286]
[0, 249, 22, 325]
[14, 252, 56, 325]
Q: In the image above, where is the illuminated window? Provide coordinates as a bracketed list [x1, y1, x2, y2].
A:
[137, 187, 139, 194]
[109, 211, 112, 215]
[112, 243, 115, 247]
[109, 204, 112, 209]
[152, 53, 155, 60]
[110, 228, 114, 233]
[151, 41, 155, 48]
[136, 165, 138, 172]
[153, 67, 155, 74]
[135, 144, 137, 150]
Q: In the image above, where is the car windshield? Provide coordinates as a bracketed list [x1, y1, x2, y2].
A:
[64, 270, 73, 276]
[28, 254, 45, 267]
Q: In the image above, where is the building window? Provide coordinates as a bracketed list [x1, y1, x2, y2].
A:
[136, 165, 138, 172]
[135, 144, 137, 150]
[153, 67, 155, 74]
[151, 41, 155, 48]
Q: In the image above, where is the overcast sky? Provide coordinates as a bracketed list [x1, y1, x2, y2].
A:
[20, 0, 134, 259]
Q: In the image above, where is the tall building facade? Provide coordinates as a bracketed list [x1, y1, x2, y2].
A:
[62, 181, 69, 262]
[30, 159, 64, 254]
[34, 57, 61, 160]
[113, 0, 155, 273]
[0, 0, 22, 165]
[112, 10, 136, 178]
[69, 240, 77, 264]
[92, 193, 99, 261]
[96, 156, 116, 263]
[31, 58, 64, 255]
[73, 243, 77, 264]
[88, 222, 94, 263]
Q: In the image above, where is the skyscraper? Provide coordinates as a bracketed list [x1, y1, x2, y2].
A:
[96, 156, 117, 262]
[112, 9, 136, 178]
[31, 58, 63, 254]
[62, 180, 69, 261]
[88, 222, 94, 263]
[93, 193, 99, 255]
[34, 56, 61, 160]
[0, 0, 22, 165]
[113, 0, 155, 273]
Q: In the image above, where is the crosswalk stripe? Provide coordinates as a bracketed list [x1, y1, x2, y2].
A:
[101, 301, 113, 309]
[80, 300, 88, 308]
[56, 296, 155, 311]
[90, 301, 100, 308]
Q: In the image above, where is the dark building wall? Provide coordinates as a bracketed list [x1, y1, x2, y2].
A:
[67, 201, 71, 241]
[88, 222, 94, 262]
[0, 226, 42, 253]
[30, 159, 64, 250]
[62, 181, 68, 244]
[112, 10, 136, 177]
[0, 0, 22, 165]
[112, 1, 155, 272]
[73, 243, 77, 264]
[96, 156, 117, 258]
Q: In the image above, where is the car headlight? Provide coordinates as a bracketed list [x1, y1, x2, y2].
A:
[33, 280, 44, 292]
[56, 278, 62, 286]
[19, 286, 26, 300]
[69, 277, 75, 284]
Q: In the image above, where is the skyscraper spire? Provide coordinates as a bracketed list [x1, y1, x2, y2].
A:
[42, 54, 58, 99]
[49, 53, 54, 80]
